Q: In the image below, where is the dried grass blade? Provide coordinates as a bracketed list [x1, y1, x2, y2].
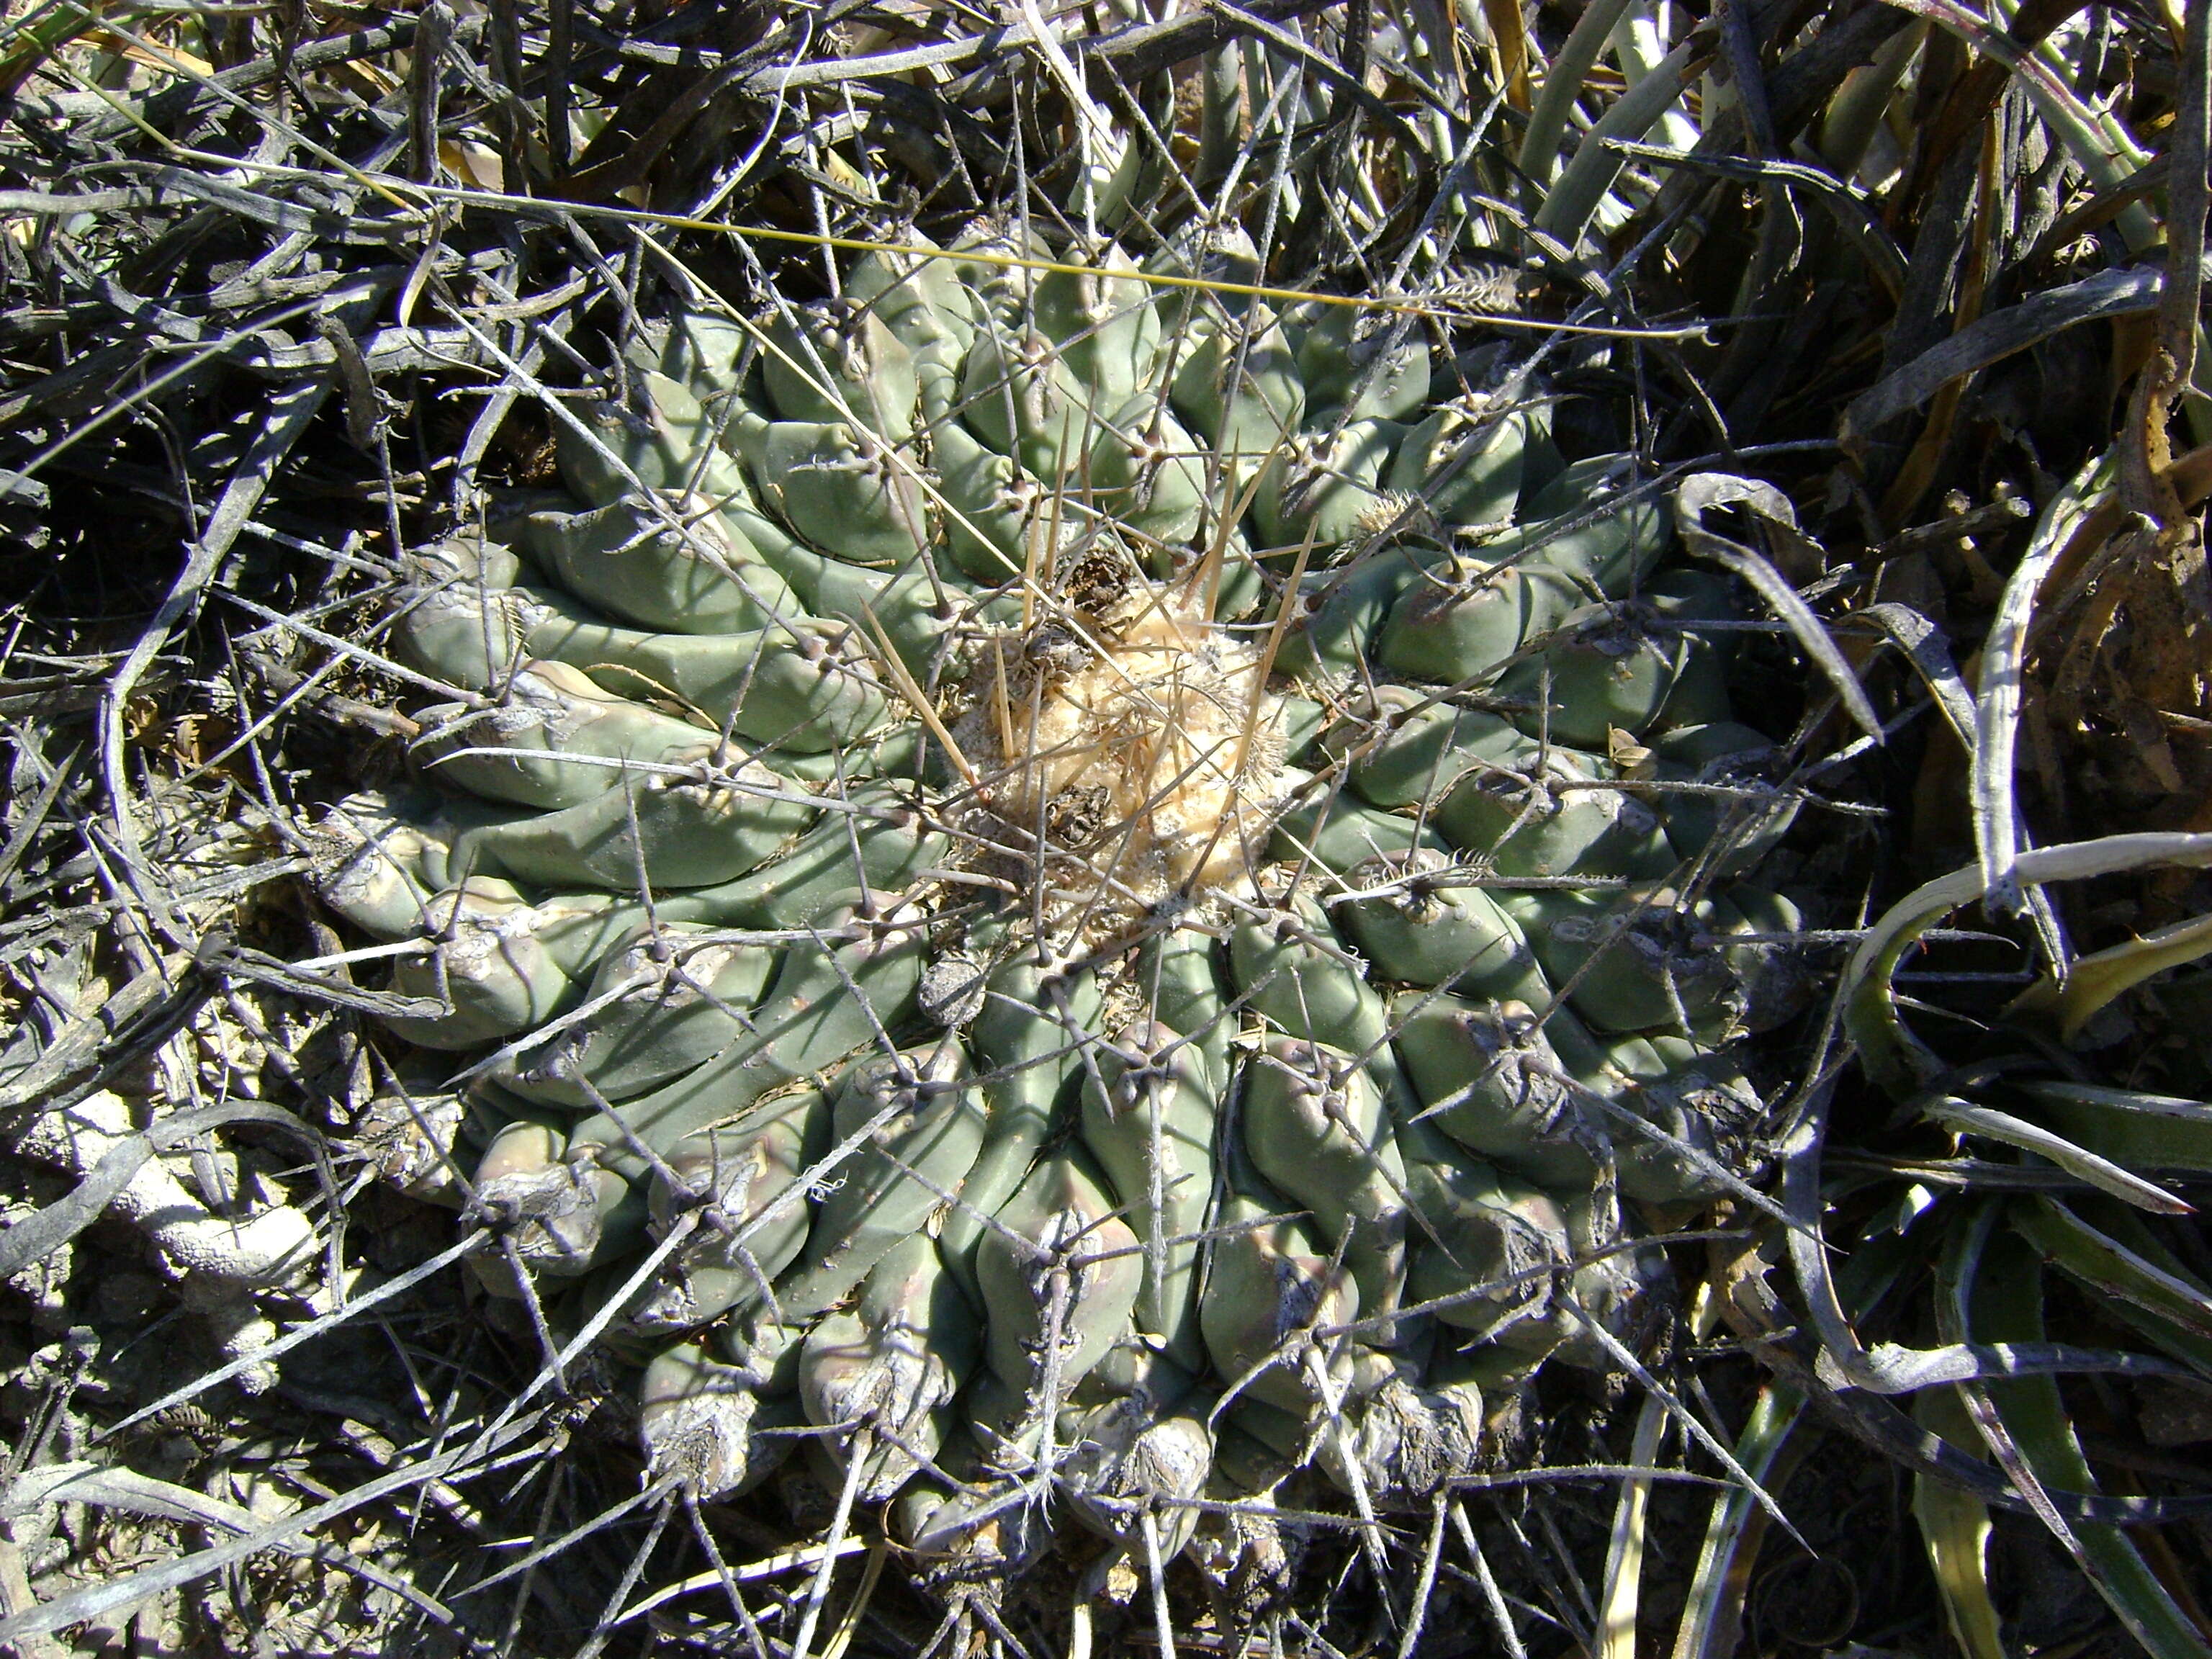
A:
[2008, 909, 2212, 1040]
[1675, 473, 1881, 740]
[1670, 1382, 1804, 1659]
[1955, 1231, 2212, 1659]
[1970, 451, 2116, 917]
[1911, 1385, 2006, 1659]
[1597, 1393, 1667, 1659]
[1840, 832, 2212, 1097]
[2015, 1199, 2212, 1349]
[0, 1413, 544, 1644]
[1920, 1098, 2192, 1215]
[1531, 36, 1707, 254]
[1843, 264, 2197, 441]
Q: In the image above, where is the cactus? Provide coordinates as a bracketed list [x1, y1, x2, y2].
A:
[310, 223, 1807, 1609]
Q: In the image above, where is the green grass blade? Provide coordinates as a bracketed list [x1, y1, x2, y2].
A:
[2015, 1198, 2212, 1361]
[1966, 1226, 2212, 1659]
[2015, 1081, 2212, 1174]
[1670, 1381, 1806, 1659]
[1912, 1385, 2007, 1659]
[1921, 1098, 2191, 1214]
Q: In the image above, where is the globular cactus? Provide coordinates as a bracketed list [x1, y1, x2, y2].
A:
[308, 218, 1811, 1610]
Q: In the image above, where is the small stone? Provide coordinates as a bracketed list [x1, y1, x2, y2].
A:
[1104, 1554, 1141, 1604]
[919, 953, 989, 1028]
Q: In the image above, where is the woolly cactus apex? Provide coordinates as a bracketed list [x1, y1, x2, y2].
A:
[954, 573, 1287, 908]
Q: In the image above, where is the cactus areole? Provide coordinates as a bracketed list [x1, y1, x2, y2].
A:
[317, 225, 1808, 1573]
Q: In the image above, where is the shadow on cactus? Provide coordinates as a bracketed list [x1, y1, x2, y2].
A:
[313, 220, 1822, 1640]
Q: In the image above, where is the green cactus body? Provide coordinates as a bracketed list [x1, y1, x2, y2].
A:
[413, 662, 716, 811]
[518, 493, 799, 637]
[799, 1231, 977, 1501]
[1200, 1138, 1362, 1419]
[1336, 852, 1548, 999]
[975, 1147, 1146, 1402]
[520, 604, 889, 755]
[633, 1090, 824, 1330]
[315, 233, 1804, 1534]
[387, 879, 573, 1048]
[1395, 1112, 1570, 1338]
[939, 954, 1102, 1298]
[639, 1339, 801, 1499]
[563, 902, 926, 1161]
[1242, 1038, 1413, 1334]
[493, 922, 780, 1107]
[310, 791, 453, 940]
[1324, 688, 1522, 809]
[1079, 1020, 1218, 1372]
[466, 1113, 608, 1295]
[452, 760, 816, 891]
[775, 1043, 986, 1323]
